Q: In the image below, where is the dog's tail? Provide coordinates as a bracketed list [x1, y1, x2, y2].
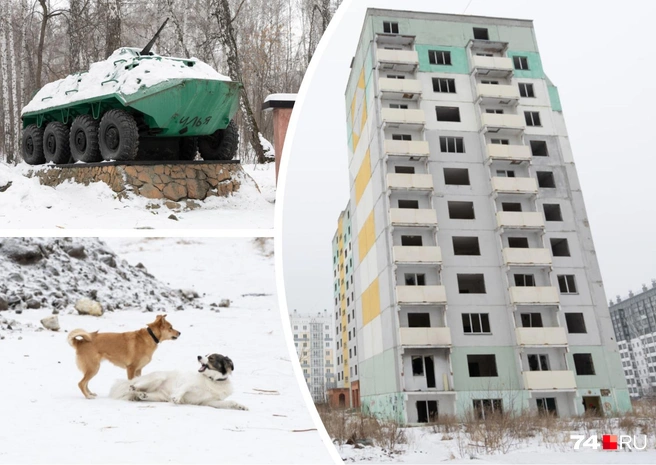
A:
[109, 379, 135, 401]
[67, 329, 95, 348]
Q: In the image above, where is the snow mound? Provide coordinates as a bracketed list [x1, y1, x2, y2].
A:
[23, 47, 230, 114]
[0, 237, 200, 321]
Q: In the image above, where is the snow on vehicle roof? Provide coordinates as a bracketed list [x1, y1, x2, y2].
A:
[22, 48, 231, 115]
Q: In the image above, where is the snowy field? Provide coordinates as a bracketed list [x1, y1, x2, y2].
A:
[338, 424, 656, 464]
[0, 162, 275, 229]
[0, 238, 332, 464]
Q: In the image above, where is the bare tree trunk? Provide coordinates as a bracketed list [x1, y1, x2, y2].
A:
[10, 6, 20, 160]
[167, 0, 191, 58]
[1, 6, 13, 163]
[105, 0, 121, 57]
[36, 0, 48, 89]
[213, 0, 266, 164]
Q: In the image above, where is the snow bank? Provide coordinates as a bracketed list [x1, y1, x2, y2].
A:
[0, 162, 274, 229]
[23, 47, 231, 114]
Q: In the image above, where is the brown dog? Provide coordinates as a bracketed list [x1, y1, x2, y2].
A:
[67, 315, 181, 399]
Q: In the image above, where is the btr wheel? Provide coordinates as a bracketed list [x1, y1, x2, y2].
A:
[43, 122, 71, 164]
[70, 115, 101, 163]
[99, 109, 139, 161]
[198, 119, 238, 161]
[179, 137, 198, 161]
[22, 124, 45, 165]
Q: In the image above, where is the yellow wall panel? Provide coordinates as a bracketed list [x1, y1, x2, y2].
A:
[357, 211, 375, 263]
[354, 149, 371, 205]
[362, 278, 380, 327]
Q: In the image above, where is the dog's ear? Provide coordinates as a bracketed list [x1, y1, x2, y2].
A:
[225, 357, 234, 372]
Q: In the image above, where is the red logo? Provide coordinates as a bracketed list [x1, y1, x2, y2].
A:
[602, 435, 618, 450]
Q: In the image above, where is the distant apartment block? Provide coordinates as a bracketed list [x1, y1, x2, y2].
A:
[337, 8, 629, 423]
[289, 309, 336, 402]
[610, 282, 656, 398]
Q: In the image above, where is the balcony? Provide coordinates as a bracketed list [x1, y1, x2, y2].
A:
[390, 208, 438, 227]
[381, 108, 425, 128]
[476, 84, 520, 106]
[400, 327, 451, 347]
[516, 327, 568, 346]
[396, 285, 447, 305]
[470, 55, 514, 77]
[480, 113, 525, 134]
[376, 49, 419, 72]
[387, 173, 433, 191]
[491, 177, 538, 195]
[384, 140, 430, 158]
[502, 248, 552, 266]
[379, 78, 422, 100]
[496, 211, 545, 230]
[393, 246, 442, 264]
[523, 370, 576, 390]
[486, 144, 531, 163]
[509, 286, 560, 306]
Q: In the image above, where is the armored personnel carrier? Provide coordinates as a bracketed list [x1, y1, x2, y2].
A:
[21, 19, 240, 165]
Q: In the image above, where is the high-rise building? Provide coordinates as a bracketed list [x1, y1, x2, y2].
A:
[610, 282, 656, 398]
[289, 309, 336, 403]
[339, 8, 630, 423]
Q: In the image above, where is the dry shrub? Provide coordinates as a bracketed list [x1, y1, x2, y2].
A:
[431, 414, 459, 434]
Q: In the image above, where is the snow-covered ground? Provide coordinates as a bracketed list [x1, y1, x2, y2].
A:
[0, 162, 274, 229]
[0, 238, 332, 464]
[338, 424, 656, 464]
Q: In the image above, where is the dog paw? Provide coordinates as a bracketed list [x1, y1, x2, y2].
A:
[129, 385, 136, 392]
[136, 392, 148, 401]
[171, 396, 182, 404]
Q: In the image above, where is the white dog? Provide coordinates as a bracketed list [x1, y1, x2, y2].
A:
[110, 353, 248, 410]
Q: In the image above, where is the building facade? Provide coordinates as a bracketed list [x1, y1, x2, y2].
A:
[340, 8, 630, 423]
[289, 309, 336, 403]
[610, 282, 656, 398]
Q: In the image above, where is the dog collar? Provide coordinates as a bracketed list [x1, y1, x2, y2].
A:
[147, 327, 160, 344]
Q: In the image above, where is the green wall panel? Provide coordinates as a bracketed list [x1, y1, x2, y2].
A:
[451, 346, 521, 391]
[506, 50, 544, 79]
[548, 85, 562, 112]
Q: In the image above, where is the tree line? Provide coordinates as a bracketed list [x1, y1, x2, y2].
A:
[0, 0, 339, 164]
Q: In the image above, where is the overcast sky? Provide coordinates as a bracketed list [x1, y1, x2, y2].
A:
[281, 0, 656, 313]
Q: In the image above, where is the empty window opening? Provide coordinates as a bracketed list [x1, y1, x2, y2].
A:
[440, 136, 464, 153]
[565, 313, 587, 334]
[468, 355, 497, 377]
[405, 273, 426, 286]
[573, 353, 596, 375]
[448, 201, 475, 219]
[401, 235, 423, 246]
[530, 140, 548, 156]
[473, 399, 502, 419]
[398, 199, 419, 209]
[477, 53, 493, 57]
[417, 400, 438, 423]
[395, 166, 415, 174]
[486, 108, 504, 114]
[519, 83, 535, 98]
[528, 354, 550, 371]
[543, 204, 563, 221]
[453, 236, 480, 255]
[408, 313, 431, 328]
[412, 356, 436, 388]
[462, 313, 491, 334]
[525, 111, 541, 126]
[436, 106, 461, 122]
[514, 274, 536, 287]
[392, 134, 412, 141]
[491, 138, 510, 145]
[550, 238, 570, 257]
[521, 312, 543, 327]
[458, 274, 486, 294]
[481, 79, 499, 85]
[508, 237, 529, 248]
[383, 21, 399, 34]
[502, 202, 522, 212]
[444, 168, 470, 185]
[389, 103, 409, 109]
[513, 56, 529, 70]
[496, 169, 515, 178]
[473, 27, 489, 40]
[387, 74, 406, 79]
[536, 398, 557, 416]
[412, 356, 424, 375]
[558, 275, 577, 294]
[428, 50, 451, 65]
[537, 171, 556, 188]
[433, 77, 456, 93]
